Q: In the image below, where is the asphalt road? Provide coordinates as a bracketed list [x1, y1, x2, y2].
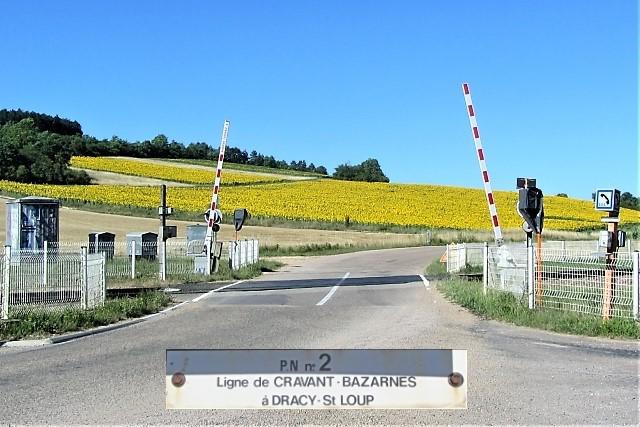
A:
[0, 246, 638, 425]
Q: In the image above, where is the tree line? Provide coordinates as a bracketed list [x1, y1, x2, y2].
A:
[0, 109, 82, 136]
[0, 109, 390, 184]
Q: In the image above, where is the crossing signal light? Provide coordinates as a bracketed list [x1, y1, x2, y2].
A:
[234, 208, 251, 232]
[516, 178, 544, 234]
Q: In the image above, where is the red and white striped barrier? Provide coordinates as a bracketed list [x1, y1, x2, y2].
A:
[204, 120, 230, 251]
[462, 83, 503, 245]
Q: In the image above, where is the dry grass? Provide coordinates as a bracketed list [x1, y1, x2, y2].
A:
[0, 195, 597, 248]
[0, 197, 426, 247]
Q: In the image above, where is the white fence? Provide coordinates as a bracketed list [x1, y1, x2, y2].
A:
[48, 238, 260, 282]
[228, 240, 260, 270]
[448, 240, 640, 273]
[480, 243, 640, 320]
[0, 246, 105, 319]
[446, 243, 485, 273]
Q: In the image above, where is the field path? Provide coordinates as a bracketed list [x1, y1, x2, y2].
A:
[70, 167, 191, 186]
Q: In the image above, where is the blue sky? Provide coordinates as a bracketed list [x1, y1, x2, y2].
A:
[1, 0, 637, 199]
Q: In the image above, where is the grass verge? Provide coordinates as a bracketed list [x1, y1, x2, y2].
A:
[106, 259, 283, 289]
[0, 260, 283, 341]
[0, 291, 171, 341]
[435, 278, 639, 339]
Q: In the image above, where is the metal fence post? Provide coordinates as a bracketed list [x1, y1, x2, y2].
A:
[527, 244, 535, 309]
[483, 242, 488, 295]
[131, 240, 136, 279]
[633, 251, 639, 321]
[101, 253, 106, 305]
[43, 240, 48, 287]
[2, 246, 10, 319]
[81, 246, 88, 309]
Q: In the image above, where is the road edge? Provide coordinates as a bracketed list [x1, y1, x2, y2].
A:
[0, 280, 245, 348]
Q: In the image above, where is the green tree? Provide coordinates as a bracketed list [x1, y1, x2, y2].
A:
[333, 158, 389, 182]
[0, 119, 90, 184]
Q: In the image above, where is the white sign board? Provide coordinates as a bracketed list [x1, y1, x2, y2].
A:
[595, 189, 619, 212]
[166, 349, 467, 409]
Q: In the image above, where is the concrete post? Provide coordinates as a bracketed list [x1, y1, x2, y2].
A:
[131, 240, 136, 279]
[462, 243, 467, 269]
[160, 239, 167, 281]
[632, 251, 639, 321]
[43, 240, 48, 288]
[206, 242, 212, 275]
[446, 244, 450, 273]
[482, 242, 489, 295]
[527, 244, 535, 310]
[256, 239, 260, 262]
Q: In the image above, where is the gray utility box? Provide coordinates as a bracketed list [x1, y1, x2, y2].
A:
[88, 232, 115, 259]
[187, 224, 207, 241]
[5, 197, 60, 251]
[126, 232, 158, 259]
[186, 224, 208, 255]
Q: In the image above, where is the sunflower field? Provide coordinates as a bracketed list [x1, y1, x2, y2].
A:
[1, 178, 638, 231]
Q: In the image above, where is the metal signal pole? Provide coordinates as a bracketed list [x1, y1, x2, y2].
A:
[462, 83, 504, 246]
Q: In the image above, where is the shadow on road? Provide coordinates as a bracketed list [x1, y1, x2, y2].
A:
[219, 275, 421, 292]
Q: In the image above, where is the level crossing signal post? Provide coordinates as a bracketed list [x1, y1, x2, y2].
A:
[516, 178, 545, 308]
